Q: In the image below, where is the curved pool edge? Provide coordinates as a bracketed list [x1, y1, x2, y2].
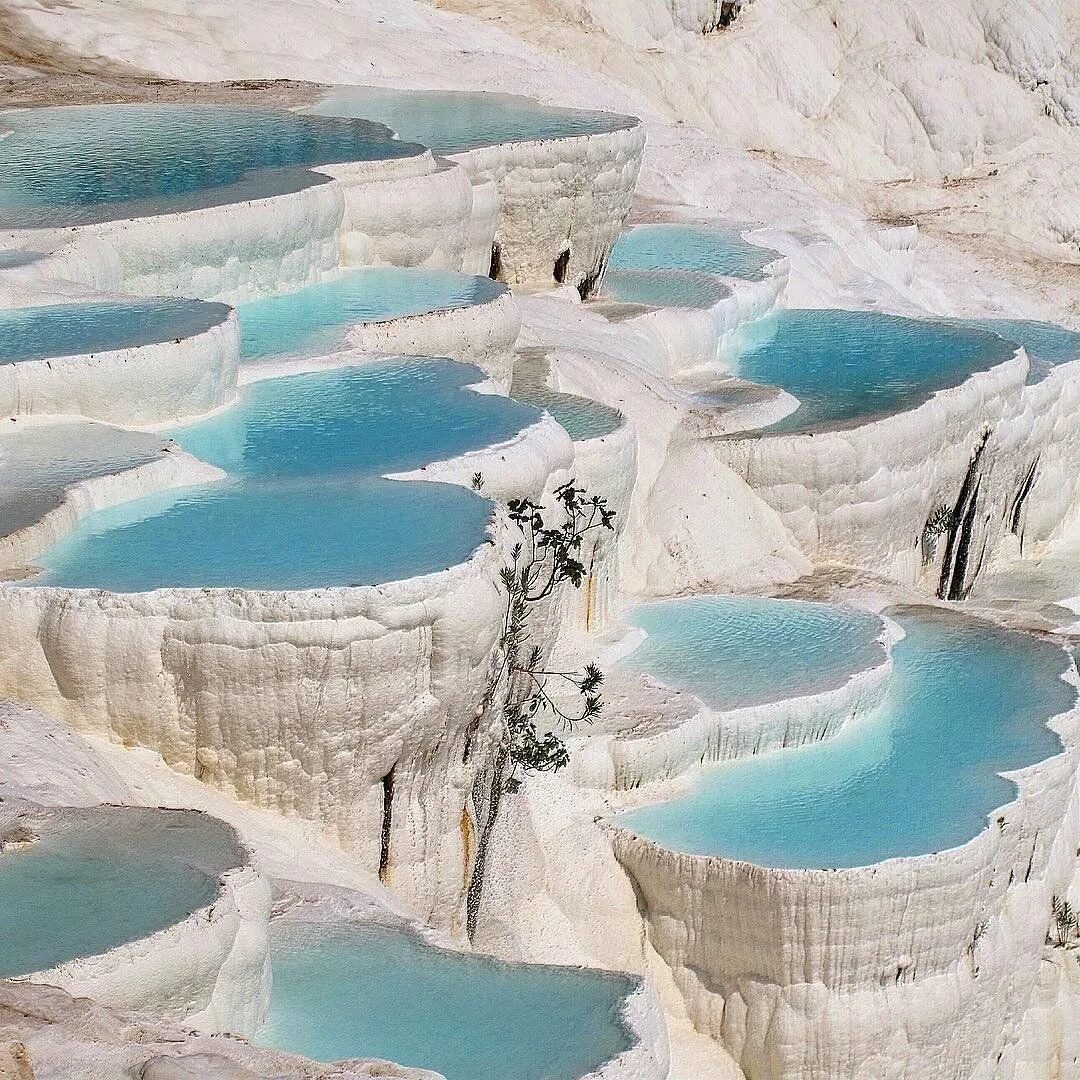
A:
[239, 283, 522, 391]
[575, 605, 899, 790]
[263, 894, 669, 1080]
[0, 446, 227, 575]
[2, 801, 270, 1034]
[0, 304, 240, 426]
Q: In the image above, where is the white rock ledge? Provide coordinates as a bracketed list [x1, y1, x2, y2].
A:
[577, 612, 899, 790]
[607, 640, 1080, 1080]
[0, 306, 240, 426]
[241, 285, 524, 390]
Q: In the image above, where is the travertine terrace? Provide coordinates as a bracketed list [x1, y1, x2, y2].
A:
[0, 2, 1079, 1079]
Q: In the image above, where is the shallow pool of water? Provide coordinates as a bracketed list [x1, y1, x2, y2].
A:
[254, 922, 636, 1080]
[0, 299, 231, 365]
[0, 104, 422, 227]
[608, 224, 779, 283]
[730, 309, 1017, 432]
[238, 268, 504, 361]
[31, 360, 539, 590]
[0, 815, 223, 977]
[310, 87, 634, 154]
[621, 596, 885, 709]
[619, 609, 1071, 868]
[510, 352, 623, 441]
[600, 267, 731, 310]
[0, 422, 168, 539]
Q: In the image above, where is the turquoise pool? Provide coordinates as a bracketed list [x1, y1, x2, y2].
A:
[607, 224, 779, 283]
[0, 299, 231, 364]
[620, 596, 886, 709]
[729, 310, 1018, 432]
[0, 104, 423, 227]
[510, 352, 623, 441]
[0, 814, 224, 977]
[964, 318, 1080, 384]
[619, 609, 1071, 868]
[238, 268, 505, 361]
[309, 86, 635, 154]
[255, 922, 637, 1080]
[600, 268, 731, 310]
[31, 360, 539, 591]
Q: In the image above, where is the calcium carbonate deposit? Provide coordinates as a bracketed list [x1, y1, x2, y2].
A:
[0, 2, 1079, 1079]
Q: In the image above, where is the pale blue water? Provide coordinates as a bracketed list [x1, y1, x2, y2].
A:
[32, 361, 539, 591]
[0, 817, 221, 977]
[310, 87, 635, 154]
[0, 299, 231, 364]
[510, 352, 623, 441]
[0, 104, 423, 227]
[238, 268, 505, 361]
[255, 922, 637, 1080]
[621, 596, 886, 709]
[600, 268, 731, 309]
[963, 319, 1080, 384]
[730, 310, 1017, 433]
[620, 609, 1071, 868]
[607, 224, 779, 282]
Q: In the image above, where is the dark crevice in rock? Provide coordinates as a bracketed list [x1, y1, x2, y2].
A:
[488, 243, 503, 281]
[1008, 456, 1040, 551]
[553, 248, 571, 285]
[576, 252, 607, 301]
[937, 430, 991, 600]
[378, 764, 396, 882]
[465, 744, 508, 941]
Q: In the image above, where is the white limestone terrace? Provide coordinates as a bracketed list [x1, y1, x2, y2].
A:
[0, 795, 269, 1035]
[0, 378, 574, 927]
[574, 597, 896, 791]
[0, 293, 239, 425]
[591, 217, 789, 387]
[309, 86, 645, 295]
[0, 4, 1078, 1079]
[606, 604, 1080, 1079]
[712, 316, 1080, 599]
[0, 101, 478, 302]
[234, 266, 523, 389]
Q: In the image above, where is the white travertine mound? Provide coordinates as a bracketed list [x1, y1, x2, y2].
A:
[0, 800, 270, 1035]
[0, 307, 239, 426]
[447, 122, 645, 291]
[608, 638, 1080, 1080]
